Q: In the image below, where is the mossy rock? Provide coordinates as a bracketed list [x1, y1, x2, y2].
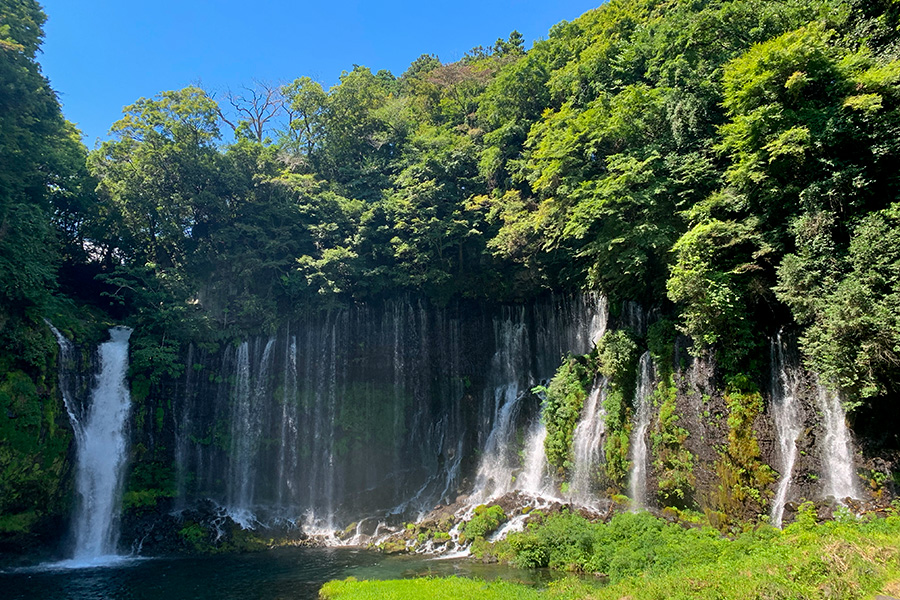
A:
[462, 504, 507, 539]
[379, 540, 408, 554]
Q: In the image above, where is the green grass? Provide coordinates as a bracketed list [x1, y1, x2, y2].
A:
[320, 507, 900, 600]
[319, 577, 559, 600]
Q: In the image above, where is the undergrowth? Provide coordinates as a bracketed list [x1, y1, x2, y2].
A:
[321, 507, 900, 600]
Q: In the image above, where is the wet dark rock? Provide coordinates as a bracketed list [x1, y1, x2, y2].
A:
[119, 498, 316, 555]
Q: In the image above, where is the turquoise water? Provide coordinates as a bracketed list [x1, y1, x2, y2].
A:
[0, 548, 556, 599]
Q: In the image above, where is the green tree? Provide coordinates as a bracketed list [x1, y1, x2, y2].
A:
[0, 0, 65, 316]
[0, 0, 92, 365]
[89, 87, 223, 269]
[317, 66, 406, 200]
[778, 206, 900, 399]
[280, 76, 327, 159]
[0, 0, 91, 545]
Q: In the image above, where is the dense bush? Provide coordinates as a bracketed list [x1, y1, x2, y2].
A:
[506, 510, 724, 578]
[536, 356, 593, 473]
[461, 504, 507, 542]
[597, 331, 639, 488]
[650, 376, 695, 508]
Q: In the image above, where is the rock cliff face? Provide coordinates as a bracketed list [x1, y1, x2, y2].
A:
[43, 296, 897, 555]
[666, 332, 891, 528]
[121, 295, 607, 551]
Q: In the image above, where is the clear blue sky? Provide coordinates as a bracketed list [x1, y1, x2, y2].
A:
[38, 0, 602, 146]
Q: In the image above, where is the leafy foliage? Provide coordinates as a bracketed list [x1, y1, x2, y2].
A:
[650, 376, 695, 508]
[461, 504, 507, 542]
[536, 356, 593, 474]
[26, 0, 900, 415]
[779, 205, 900, 398]
[597, 331, 638, 488]
[352, 509, 900, 600]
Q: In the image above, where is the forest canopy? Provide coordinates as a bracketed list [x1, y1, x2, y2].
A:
[3, 0, 900, 408]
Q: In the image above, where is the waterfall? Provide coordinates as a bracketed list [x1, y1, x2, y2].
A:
[471, 312, 530, 501]
[173, 296, 606, 533]
[174, 344, 195, 506]
[470, 296, 608, 503]
[517, 422, 550, 496]
[225, 338, 276, 527]
[589, 296, 610, 347]
[562, 299, 610, 505]
[47, 323, 79, 426]
[226, 341, 254, 527]
[276, 335, 300, 509]
[769, 332, 803, 528]
[621, 301, 648, 336]
[533, 294, 608, 372]
[56, 327, 133, 564]
[472, 386, 526, 500]
[304, 318, 339, 533]
[569, 380, 606, 504]
[627, 352, 654, 509]
[816, 380, 859, 502]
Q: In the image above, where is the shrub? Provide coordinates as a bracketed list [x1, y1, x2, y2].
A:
[536, 356, 593, 473]
[650, 375, 695, 508]
[462, 504, 507, 541]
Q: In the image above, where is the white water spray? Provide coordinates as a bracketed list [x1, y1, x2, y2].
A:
[769, 333, 803, 528]
[470, 311, 531, 501]
[227, 338, 276, 528]
[47, 323, 79, 427]
[471, 385, 526, 501]
[472, 295, 609, 505]
[170, 295, 608, 541]
[569, 381, 606, 504]
[588, 295, 609, 348]
[58, 326, 134, 564]
[563, 300, 610, 506]
[816, 380, 859, 502]
[517, 422, 551, 496]
[277, 335, 300, 507]
[627, 352, 654, 510]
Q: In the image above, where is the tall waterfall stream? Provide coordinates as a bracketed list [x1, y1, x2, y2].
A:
[626, 352, 654, 510]
[569, 382, 607, 504]
[816, 380, 860, 502]
[49, 325, 134, 566]
[769, 332, 803, 528]
[768, 332, 860, 526]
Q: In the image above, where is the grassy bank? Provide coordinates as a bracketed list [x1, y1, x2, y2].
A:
[320, 577, 555, 600]
[320, 506, 900, 600]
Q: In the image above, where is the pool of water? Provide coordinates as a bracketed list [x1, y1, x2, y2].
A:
[0, 547, 556, 599]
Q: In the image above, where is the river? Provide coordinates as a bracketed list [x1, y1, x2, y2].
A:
[1, 547, 557, 599]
